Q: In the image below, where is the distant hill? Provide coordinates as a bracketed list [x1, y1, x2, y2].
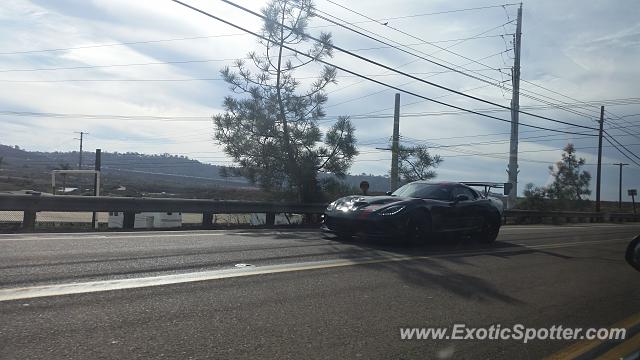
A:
[0, 144, 391, 198]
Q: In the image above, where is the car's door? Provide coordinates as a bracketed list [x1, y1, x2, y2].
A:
[417, 185, 454, 232]
[450, 185, 480, 231]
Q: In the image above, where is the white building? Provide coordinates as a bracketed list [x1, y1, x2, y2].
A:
[108, 211, 182, 229]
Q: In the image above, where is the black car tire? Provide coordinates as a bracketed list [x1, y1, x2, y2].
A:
[625, 235, 640, 272]
[403, 211, 431, 246]
[475, 215, 500, 244]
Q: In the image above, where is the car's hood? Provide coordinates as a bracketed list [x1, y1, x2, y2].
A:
[328, 195, 412, 213]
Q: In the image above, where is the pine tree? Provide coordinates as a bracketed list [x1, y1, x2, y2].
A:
[213, 0, 357, 202]
[547, 144, 591, 200]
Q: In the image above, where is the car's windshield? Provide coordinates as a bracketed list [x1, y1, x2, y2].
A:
[392, 183, 451, 200]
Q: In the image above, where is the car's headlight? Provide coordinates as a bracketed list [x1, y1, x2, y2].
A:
[377, 205, 406, 216]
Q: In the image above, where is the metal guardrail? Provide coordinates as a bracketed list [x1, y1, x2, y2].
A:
[503, 209, 640, 224]
[1, 193, 638, 231]
[0, 193, 326, 230]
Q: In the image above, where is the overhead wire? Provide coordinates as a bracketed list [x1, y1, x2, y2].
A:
[215, 0, 598, 132]
[315, 1, 601, 121]
[81, 0, 586, 138]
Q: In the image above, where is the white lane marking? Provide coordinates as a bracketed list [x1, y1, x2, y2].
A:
[0, 230, 319, 242]
[0, 237, 630, 302]
[0, 229, 319, 238]
[500, 224, 640, 231]
[1, 224, 638, 241]
[0, 233, 232, 242]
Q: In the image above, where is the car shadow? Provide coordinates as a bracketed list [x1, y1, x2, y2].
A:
[315, 233, 595, 305]
[213, 228, 608, 305]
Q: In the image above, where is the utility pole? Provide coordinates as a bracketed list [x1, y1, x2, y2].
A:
[390, 93, 401, 191]
[92, 149, 101, 230]
[613, 162, 628, 209]
[507, 3, 523, 209]
[595, 106, 604, 212]
[74, 131, 88, 169]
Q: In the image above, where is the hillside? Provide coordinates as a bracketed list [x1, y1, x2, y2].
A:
[0, 144, 391, 199]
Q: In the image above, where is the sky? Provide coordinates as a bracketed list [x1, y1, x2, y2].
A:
[0, 0, 639, 200]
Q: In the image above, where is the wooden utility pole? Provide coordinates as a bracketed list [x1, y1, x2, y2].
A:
[74, 131, 88, 169]
[91, 149, 101, 229]
[507, 3, 523, 209]
[595, 106, 604, 212]
[390, 93, 401, 191]
[613, 162, 628, 209]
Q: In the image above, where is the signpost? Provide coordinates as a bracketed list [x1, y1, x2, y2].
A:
[629, 189, 637, 215]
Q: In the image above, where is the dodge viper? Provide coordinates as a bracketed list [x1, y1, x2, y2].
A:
[321, 181, 507, 244]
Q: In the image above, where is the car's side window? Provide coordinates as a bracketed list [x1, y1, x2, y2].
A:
[417, 186, 451, 200]
[464, 187, 477, 199]
[452, 186, 476, 200]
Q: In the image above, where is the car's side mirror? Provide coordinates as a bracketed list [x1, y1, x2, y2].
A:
[454, 194, 469, 203]
[626, 235, 640, 272]
[385, 191, 393, 196]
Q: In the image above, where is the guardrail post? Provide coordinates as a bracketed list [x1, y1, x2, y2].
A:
[266, 212, 275, 226]
[202, 212, 214, 228]
[22, 211, 36, 231]
[123, 211, 135, 230]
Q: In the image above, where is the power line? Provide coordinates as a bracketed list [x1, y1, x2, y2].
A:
[605, 122, 640, 142]
[135, 1, 596, 138]
[314, 1, 601, 121]
[0, 78, 225, 83]
[0, 110, 211, 121]
[0, 69, 507, 83]
[321, 23, 517, 103]
[217, 0, 598, 132]
[606, 121, 640, 132]
[605, 110, 640, 134]
[323, 38, 510, 105]
[603, 130, 640, 163]
[614, 113, 640, 119]
[0, 4, 520, 57]
[0, 44, 508, 73]
[3, 106, 639, 125]
[362, 3, 520, 21]
[319, 1, 602, 121]
[0, 32, 512, 63]
[315, 6, 508, 77]
[348, 98, 640, 120]
[0, 57, 240, 73]
[0, 33, 251, 55]
[321, 49, 511, 111]
[400, 133, 596, 149]
[401, 137, 640, 155]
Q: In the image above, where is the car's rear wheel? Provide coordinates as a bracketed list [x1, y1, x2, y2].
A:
[475, 216, 500, 244]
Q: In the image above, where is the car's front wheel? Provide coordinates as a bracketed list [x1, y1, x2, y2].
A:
[403, 211, 431, 246]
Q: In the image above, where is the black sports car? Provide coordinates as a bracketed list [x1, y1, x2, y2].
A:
[321, 181, 507, 244]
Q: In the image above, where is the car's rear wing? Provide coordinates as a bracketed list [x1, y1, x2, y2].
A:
[462, 182, 513, 196]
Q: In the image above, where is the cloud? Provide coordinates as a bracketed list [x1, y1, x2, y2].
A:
[1, 0, 639, 200]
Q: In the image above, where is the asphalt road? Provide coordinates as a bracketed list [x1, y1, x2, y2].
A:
[0, 224, 639, 359]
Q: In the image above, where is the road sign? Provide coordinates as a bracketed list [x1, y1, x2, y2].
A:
[629, 189, 637, 196]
